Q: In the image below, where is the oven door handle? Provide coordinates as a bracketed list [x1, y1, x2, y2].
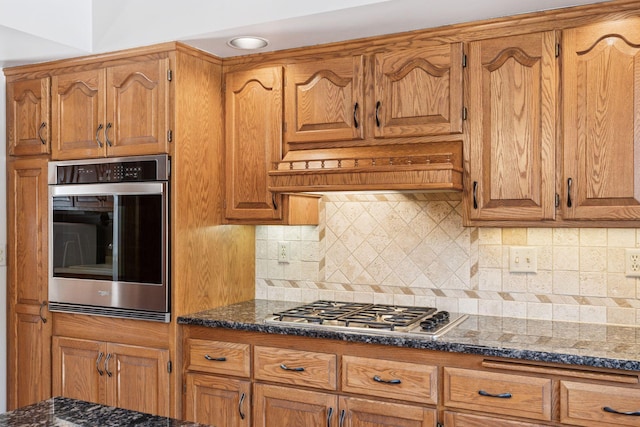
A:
[50, 182, 166, 197]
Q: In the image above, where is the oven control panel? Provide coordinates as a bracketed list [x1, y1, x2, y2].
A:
[51, 155, 169, 184]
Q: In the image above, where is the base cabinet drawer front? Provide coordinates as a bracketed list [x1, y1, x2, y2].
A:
[184, 373, 250, 427]
[253, 383, 338, 427]
[340, 396, 437, 427]
[560, 381, 640, 426]
[342, 355, 437, 404]
[254, 346, 337, 390]
[186, 339, 250, 377]
[443, 367, 552, 421]
[443, 411, 549, 427]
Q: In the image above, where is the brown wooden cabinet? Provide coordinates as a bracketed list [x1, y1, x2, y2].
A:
[185, 374, 251, 427]
[224, 65, 284, 222]
[7, 77, 50, 156]
[373, 43, 463, 139]
[560, 381, 640, 426]
[51, 57, 170, 160]
[6, 157, 52, 409]
[224, 65, 320, 224]
[340, 397, 437, 427]
[284, 55, 364, 146]
[562, 17, 640, 221]
[466, 31, 557, 222]
[254, 383, 338, 427]
[183, 338, 252, 426]
[52, 336, 170, 417]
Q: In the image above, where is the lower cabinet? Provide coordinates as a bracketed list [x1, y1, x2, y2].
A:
[184, 373, 251, 427]
[253, 384, 436, 427]
[52, 336, 170, 416]
[560, 381, 640, 427]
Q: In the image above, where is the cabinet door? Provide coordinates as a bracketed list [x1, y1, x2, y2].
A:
[184, 373, 251, 427]
[105, 343, 170, 417]
[373, 43, 463, 138]
[105, 59, 170, 157]
[284, 55, 364, 144]
[52, 69, 105, 160]
[52, 337, 104, 405]
[253, 383, 338, 427]
[340, 396, 437, 427]
[7, 158, 52, 409]
[563, 18, 640, 220]
[467, 32, 557, 221]
[7, 77, 50, 156]
[225, 66, 284, 221]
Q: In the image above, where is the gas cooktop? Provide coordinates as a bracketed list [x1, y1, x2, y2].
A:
[265, 300, 468, 339]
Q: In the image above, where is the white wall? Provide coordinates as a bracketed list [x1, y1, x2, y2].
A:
[0, 73, 7, 412]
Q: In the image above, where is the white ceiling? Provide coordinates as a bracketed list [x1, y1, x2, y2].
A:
[0, 0, 608, 69]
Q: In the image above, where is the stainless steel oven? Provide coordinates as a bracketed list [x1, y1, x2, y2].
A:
[48, 155, 170, 322]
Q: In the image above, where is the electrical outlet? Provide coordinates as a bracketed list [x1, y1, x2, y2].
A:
[0, 245, 5, 266]
[625, 248, 640, 277]
[509, 246, 537, 273]
[278, 241, 290, 264]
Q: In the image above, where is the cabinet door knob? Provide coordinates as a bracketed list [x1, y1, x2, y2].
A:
[38, 122, 47, 145]
[104, 353, 113, 377]
[353, 102, 359, 129]
[105, 123, 113, 147]
[96, 352, 104, 376]
[38, 301, 47, 323]
[373, 375, 401, 384]
[603, 406, 640, 416]
[95, 124, 104, 148]
[280, 363, 305, 372]
[478, 390, 512, 399]
[204, 354, 227, 362]
[238, 392, 246, 420]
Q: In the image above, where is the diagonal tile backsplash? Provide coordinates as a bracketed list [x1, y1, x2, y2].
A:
[255, 193, 640, 326]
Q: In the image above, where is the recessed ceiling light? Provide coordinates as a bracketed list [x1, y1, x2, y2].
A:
[227, 36, 269, 50]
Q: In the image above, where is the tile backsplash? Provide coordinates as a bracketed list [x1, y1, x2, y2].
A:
[255, 193, 640, 326]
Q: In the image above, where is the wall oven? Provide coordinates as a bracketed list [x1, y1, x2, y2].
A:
[48, 155, 170, 322]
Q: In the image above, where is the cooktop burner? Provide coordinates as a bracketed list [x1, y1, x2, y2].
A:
[267, 300, 467, 338]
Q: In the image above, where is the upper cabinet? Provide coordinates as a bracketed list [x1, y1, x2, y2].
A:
[466, 31, 557, 222]
[51, 57, 170, 160]
[7, 76, 51, 156]
[284, 55, 364, 145]
[270, 41, 465, 193]
[225, 66, 285, 222]
[562, 17, 640, 221]
[373, 43, 463, 139]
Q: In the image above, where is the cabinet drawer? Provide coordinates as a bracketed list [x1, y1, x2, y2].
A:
[444, 367, 552, 421]
[560, 381, 640, 426]
[342, 355, 437, 404]
[186, 339, 250, 378]
[444, 411, 548, 426]
[254, 346, 336, 390]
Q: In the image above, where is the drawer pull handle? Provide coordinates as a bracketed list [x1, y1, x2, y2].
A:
[373, 375, 401, 384]
[96, 352, 104, 376]
[603, 406, 640, 416]
[478, 390, 512, 399]
[280, 363, 305, 372]
[204, 354, 227, 362]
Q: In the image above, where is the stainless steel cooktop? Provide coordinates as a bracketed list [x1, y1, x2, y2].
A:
[265, 300, 468, 339]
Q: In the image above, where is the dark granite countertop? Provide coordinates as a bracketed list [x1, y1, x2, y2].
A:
[178, 299, 640, 372]
[0, 397, 211, 427]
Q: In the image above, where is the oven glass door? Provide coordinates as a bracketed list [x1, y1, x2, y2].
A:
[50, 182, 167, 287]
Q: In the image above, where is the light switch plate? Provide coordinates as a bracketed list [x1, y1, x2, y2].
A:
[509, 246, 537, 273]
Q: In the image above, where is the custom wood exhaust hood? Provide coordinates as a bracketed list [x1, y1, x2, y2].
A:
[268, 141, 463, 193]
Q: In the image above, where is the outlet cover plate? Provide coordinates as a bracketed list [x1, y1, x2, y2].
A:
[509, 246, 537, 273]
[625, 248, 640, 277]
